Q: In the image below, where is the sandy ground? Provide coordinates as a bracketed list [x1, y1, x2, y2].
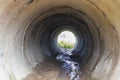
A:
[24, 61, 92, 80]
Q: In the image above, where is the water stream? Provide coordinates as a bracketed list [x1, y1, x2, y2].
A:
[56, 49, 81, 80]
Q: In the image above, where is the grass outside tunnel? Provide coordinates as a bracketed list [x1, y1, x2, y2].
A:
[57, 30, 76, 49]
[58, 41, 74, 49]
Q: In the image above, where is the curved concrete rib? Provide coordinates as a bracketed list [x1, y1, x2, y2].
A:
[0, 0, 120, 80]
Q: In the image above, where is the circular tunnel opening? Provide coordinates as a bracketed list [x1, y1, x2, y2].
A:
[24, 7, 103, 80]
[57, 30, 77, 50]
[22, 6, 119, 80]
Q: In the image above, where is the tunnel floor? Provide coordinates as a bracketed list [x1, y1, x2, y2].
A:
[24, 60, 92, 80]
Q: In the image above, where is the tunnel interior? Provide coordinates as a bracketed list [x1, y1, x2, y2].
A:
[23, 6, 119, 80]
[0, 0, 120, 80]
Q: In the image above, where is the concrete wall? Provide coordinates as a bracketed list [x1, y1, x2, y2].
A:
[0, 0, 120, 80]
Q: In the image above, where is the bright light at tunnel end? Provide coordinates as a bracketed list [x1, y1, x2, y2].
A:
[57, 30, 77, 50]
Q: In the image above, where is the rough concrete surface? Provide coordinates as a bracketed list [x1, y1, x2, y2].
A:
[0, 0, 120, 80]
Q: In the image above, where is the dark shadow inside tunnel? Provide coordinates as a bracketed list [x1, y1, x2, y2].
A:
[23, 6, 101, 80]
[22, 6, 119, 80]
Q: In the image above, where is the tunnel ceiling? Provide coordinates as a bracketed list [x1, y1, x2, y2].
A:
[0, 0, 120, 80]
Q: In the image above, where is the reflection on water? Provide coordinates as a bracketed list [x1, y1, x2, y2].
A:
[56, 49, 81, 80]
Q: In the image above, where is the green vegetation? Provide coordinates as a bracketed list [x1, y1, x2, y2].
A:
[58, 41, 74, 49]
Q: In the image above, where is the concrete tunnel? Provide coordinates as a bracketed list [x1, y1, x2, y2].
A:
[0, 0, 120, 80]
